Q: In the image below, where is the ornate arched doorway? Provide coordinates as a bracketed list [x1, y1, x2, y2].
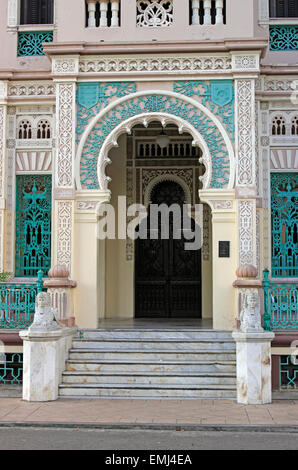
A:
[135, 180, 202, 318]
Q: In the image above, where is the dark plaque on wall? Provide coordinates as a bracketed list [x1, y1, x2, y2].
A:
[219, 241, 230, 258]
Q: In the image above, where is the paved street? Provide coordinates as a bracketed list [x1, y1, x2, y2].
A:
[0, 427, 298, 450]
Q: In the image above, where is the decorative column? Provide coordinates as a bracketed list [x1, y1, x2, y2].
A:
[233, 53, 261, 272]
[100, 0, 108, 27]
[74, 191, 110, 328]
[20, 292, 77, 402]
[232, 264, 275, 404]
[200, 190, 237, 330]
[0, 81, 8, 272]
[191, 0, 200, 25]
[43, 265, 77, 327]
[52, 56, 79, 278]
[87, 0, 97, 27]
[204, 0, 212, 24]
[215, 0, 224, 24]
[111, 1, 120, 26]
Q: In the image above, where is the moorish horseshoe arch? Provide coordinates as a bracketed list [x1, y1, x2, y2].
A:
[75, 90, 235, 192]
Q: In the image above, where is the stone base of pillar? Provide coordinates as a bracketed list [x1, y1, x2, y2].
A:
[20, 327, 77, 402]
[232, 331, 275, 405]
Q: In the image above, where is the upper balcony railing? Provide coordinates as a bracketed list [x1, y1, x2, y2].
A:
[85, 0, 226, 28]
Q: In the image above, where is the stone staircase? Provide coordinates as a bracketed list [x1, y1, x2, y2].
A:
[59, 328, 237, 399]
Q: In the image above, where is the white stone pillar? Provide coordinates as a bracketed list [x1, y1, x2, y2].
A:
[87, 0, 97, 27]
[232, 331, 275, 404]
[19, 292, 77, 402]
[204, 0, 212, 25]
[191, 0, 200, 25]
[100, 0, 108, 27]
[52, 57, 79, 278]
[0, 82, 8, 272]
[215, 0, 224, 24]
[111, 0, 120, 26]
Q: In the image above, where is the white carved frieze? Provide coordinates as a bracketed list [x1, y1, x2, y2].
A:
[16, 151, 52, 173]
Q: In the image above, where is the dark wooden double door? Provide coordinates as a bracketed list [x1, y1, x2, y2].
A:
[135, 181, 201, 318]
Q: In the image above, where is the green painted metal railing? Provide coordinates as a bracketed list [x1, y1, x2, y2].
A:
[263, 269, 298, 331]
[0, 270, 43, 329]
[0, 353, 23, 385]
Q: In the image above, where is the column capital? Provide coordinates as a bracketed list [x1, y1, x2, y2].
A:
[52, 55, 80, 78]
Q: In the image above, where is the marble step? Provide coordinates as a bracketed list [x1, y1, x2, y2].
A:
[59, 383, 237, 399]
[68, 349, 236, 362]
[72, 339, 236, 351]
[62, 371, 236, 386]
[66, 359, 236, 374]
[77, 329, 234, 341]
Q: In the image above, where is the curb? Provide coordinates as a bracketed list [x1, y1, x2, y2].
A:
[0, 421, 298, 433]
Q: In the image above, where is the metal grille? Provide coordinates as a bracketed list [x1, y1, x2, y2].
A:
[0, 354, 23, 385]
[280, 355, 298, 389]
[15, 175, 52, 278]
[271, 173, 298, 278]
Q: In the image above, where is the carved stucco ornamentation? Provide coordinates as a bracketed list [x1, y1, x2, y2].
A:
[56, 83, 75, 187]
[235, 80, 255, 187]
[0, 106, 5, 198]
[77, 201, 98, 211]
[79, 55, 232, 75]
[211, 200, 233, 210]
[8, 82, 55, 97]
[238, 200, 256, 267]
[56, 201, 73, 271]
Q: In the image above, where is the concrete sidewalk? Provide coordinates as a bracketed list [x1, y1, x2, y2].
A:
[0, 397, 298, 429]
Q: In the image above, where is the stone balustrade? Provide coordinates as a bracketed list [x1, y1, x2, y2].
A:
[86, 0, 120, 27]
[85, 0, 225, 28]
[191, 0, 225, 25]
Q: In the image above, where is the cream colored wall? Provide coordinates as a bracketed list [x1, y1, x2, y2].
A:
[201, 208, 213, 319]
[105, 134, 134, 319]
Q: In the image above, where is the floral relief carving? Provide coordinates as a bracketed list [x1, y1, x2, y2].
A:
[236, 80, 255, 187]
[57, 83, 75, 187]
[136, 0, 173, 27]
[57, 201, 72, 271]
[79, 55, 232, 74]
[238, 200, 255, 267]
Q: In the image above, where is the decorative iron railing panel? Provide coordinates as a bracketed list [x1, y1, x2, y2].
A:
[271, 172, 298, 278]
[280, 355, 298, 389]
[0, 272, 43, 329]
[15, 175, 52, 278]
[269, 25, 298, 51]
[0, 353, 23, 385]
[263, 270, 298, 331]
[17, 31, 53, 57]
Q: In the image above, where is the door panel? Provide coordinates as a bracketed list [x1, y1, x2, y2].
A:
[135, 180, 201, 318]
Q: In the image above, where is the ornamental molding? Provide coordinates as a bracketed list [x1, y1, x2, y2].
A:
[256, 76, 298, 93]
[137, 0, 173, 28]
[78, 54, 232, 76]
[52, 56, 80, 76]
[56, 82, 76, 188]
[16, 151, 52, 173]
[76, 91, 235, 192]
[235, 79, 256, 187]
[270, 149, 298, 170]
[211, 200, 233, 210]
[56, 201, 73, 272]
[142, 169, 193, 207]
[238, 200, 256, 267]
[8, 82, 55, 98]
[0, 106, 5, 198]
[231, 53, 260, 72]
[77, 201, 100, 211]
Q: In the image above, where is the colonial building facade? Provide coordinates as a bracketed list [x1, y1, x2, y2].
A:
[0, 0, 297, 400]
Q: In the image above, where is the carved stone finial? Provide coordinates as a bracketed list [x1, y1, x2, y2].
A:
[48, 264, 69, 280]
[236, 264, 258, 279]
[29, 292, 61, 332]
